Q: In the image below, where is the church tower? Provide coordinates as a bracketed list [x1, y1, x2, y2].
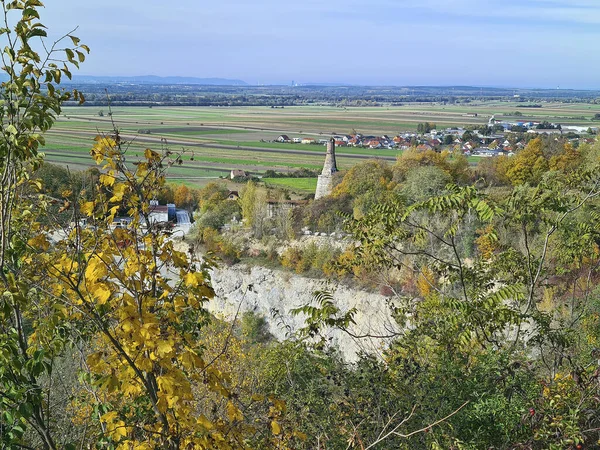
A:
[315, 138, 338, 199]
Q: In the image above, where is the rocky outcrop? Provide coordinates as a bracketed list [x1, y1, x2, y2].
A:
[209, 264, 398, 360]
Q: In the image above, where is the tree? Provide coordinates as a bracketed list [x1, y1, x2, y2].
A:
[0, 1, 88, 447]
[549, 142, 582, 173]
[333, 159, 393, 199]
[401, 165, 451, 203]
[504, 137, 549, 185]
[173, 183, 196, 211]
[416, 122, 436, 134]
[22, 135, 288, 448]
[196, 181, 229, 212]
[295, 160, 600, 446]
[393, 148, 469, 184]
[239, 180, 268, 238]
[0, 4, 286, 448]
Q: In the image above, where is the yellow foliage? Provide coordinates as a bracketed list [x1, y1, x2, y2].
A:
[549, 142, 582, 172]
[474, 225, 498, 260]
[417, 266, 436, 297]
[505, 138, 549, 185]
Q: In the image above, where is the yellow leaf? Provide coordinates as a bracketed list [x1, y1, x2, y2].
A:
[93, 284, 111, 305]
[80, 201, 95, 216]
[293, 431, 307, 441]
[197, 415, 213, 430]
[184, 272, 201, 287]
[271, 420, 281, 435]
[157, 375, 177, 394]
[155, 340, 173, 358]
[86, 352, 103, 371]
[226, 401, 243, 423]
[270, 396, 286, 412]
[27, 234, 50, 251]
[110, 183, 127, 203]
[85, 257, 107, 282]
[144, 148, 159, 160]
[99, 174, 115, 186]
[108, 420, 127, 441]
[181, 350, 204, 370]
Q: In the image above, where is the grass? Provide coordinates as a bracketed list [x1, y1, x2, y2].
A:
[263, 178, 318, 192]
[44, 103, 597, 186]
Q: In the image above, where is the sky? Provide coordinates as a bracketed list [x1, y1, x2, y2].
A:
[39, 0, 600, 88]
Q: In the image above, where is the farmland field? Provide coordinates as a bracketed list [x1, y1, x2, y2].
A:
[263, 178, 319, 192]
[43, 102, 599, 190]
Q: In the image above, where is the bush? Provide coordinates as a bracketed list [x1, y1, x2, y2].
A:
[240, 312, 272, 344]
[280, 247, 303, 270]
[201, 228, 241, 265]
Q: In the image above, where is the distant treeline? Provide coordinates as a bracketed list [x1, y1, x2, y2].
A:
[263, 168, 318, 178]
[60, 84, 600, 108]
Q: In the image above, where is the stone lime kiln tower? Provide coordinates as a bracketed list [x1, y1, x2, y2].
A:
[315, 138, 338, 199]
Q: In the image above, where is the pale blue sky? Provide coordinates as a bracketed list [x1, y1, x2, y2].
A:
[41, 0, 600, 88]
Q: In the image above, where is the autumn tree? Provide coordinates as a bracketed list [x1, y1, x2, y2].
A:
[549, 142, 582, 172]
[332, 159, 393, 199]
[393, 148, 469, 184]
[19, 134, 288, 449]
[173, 183, 196, 211]
[504, 137, 549, 185]
[0, 1, 88, 448]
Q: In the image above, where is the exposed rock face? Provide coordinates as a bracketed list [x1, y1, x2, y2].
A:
[314, 138, 338, 200]
[209, 264, 397, 360]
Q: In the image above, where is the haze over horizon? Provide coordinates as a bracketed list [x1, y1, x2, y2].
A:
[44, 0, 599, 89]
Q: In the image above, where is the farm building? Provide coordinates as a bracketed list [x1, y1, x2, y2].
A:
[301, 138, 316, 144]
[230, 169, 247, 179]
[276, 135, 291, 143]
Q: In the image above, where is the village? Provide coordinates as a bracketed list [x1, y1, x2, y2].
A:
[272, 116, 598, 158]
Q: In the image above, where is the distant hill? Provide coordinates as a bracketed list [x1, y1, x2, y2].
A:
[67, 75, 248, 86]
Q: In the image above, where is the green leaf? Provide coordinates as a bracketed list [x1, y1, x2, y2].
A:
[22, 7, 40, 19]
[27, 28, 47, 38]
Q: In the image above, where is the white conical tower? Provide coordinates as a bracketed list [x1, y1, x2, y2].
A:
[315, 138, 338, 199]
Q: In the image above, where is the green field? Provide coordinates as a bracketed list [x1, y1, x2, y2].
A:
[263, 178, 318, 192]
[41, 102, 597, 188]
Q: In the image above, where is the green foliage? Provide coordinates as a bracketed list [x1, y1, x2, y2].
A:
[302, 193, 353, 232]
[401, 165, 452, 203]
[417, 122, 436, 133]
[333, 159, 393, 199]
[0, 2, 88, 447]
[280, 243, 341, 276]
[239, 180, 268, 237]
[393, 147, 470, 184]
[240, 311, 273, 344]
[194, 199, 240, 231]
